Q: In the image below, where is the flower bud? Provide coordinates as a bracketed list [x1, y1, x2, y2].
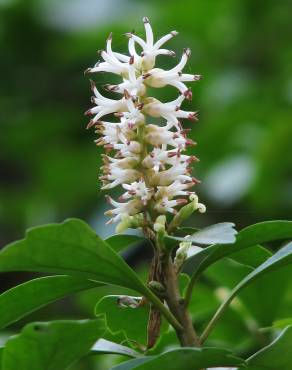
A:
[168, 194, 206, 232]
[148, 280, 166, 294]
[174, 240, 192, 266]
[154, 215, 167, 232]
[115, 213, 144, 233]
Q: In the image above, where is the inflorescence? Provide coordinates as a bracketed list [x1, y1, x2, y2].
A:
[85, 17, 205, 232]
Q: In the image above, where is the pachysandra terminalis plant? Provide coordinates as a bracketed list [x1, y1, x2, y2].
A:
[0, 17, 292, 370]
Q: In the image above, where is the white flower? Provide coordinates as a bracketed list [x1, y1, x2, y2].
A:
[143, 48, 202, 97]
[85, 33, 129, 77]
[143, 95, 198, 130]
[104, 57, 146, 98]
[156, 180, 195, 199]
[85, 17, 205, 227]
[145, 125, 187, 148]
[104, 196, 142, 223]
[94, 121, 135, 145]
[85, 81, 128, 128]
[102, 155, 138, 169]
[118, 90, 145, 128]
[120, 180, 153, 205]
[100, 167, 140, 189]
[155, 197, 188, 214]
[125, 17, 177, 70]
[143, 149, 198, 172]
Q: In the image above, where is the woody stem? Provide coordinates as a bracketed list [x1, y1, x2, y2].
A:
[152, 235, 200, 347]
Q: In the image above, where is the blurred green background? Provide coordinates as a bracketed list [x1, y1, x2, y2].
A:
[0, 0, 292, 368]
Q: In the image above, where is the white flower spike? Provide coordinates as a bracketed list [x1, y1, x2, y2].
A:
[85, 17, 205, 229]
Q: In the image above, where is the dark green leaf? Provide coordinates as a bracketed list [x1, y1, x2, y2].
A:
[112, 347, 245, 370]
[184, 220, 292, 278]
[167, 222, 237, 245]
[92, 339, 140, 358]
[1, 318, 106, 370]
[206, 307, 254, 351]
[224, 242, 292, 302]
[95, 295, 149, 344]
[105, 235, 146, 253]
[230, 244, 272, 268]
[205, 257, 290, 325]
[187, 283, 219, 322]
[0, 219, 149, 295]
[176, 227, 199, 236]
[201, 242, 292, 342]
[0, 275, 100, 330]
[246, 326, 292, 370]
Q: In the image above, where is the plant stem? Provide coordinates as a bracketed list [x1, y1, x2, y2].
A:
[143, 284, 183, 332]
[161, 253, 201, 347]
[184, 273, 199, 308]
[200, 294, 233, 344]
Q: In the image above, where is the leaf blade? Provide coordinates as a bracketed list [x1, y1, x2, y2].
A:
[1, 318, 106, 370]
[201, 242, 292, 342]
[92, 339, 140, 358]
[0, 275, 100, 330]
[112, 347, 245, 370]
[0, 219, 182, 330]
[105, 235, 146, 253]
[0, 219, 148, 295]
[246, 326, 292, 370]
[184, 220, 292, 280]
[168, 222, 237, 245]
[95, 295, 149, 344]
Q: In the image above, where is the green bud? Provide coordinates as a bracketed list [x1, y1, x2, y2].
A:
[154, 215, 166, 232]
[174, 240, 192, 271]
[154, 215, 167, 250]
[168, 195, 206, 233]
[115, 213, 144, 233]
[148, 280, 165, 293]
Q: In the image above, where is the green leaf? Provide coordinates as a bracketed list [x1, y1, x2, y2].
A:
[112, 358, 152, 370]
[205, 257, 290, 326]
[184, 220, 292, 282]
[178, 273, 190, 296]
[230, 244, 272, 268]
[92, 339, 140, 358]
[273, 318, 292, 329]
[246, 326, 292, 370]
[187, 283, 219, 322]
[221, 241, 292, 303]
[238, 266, 291, 326]
[1, 318, 106, 370]
[0, 219, 149, 296]
[112, 347, 245, 370]
[0, 276, 100, 330]
[0, 219, 183, 331]
[201, 242, 292, 342]
[105, 235, 146, 253]
[167, 222, 237, 245]
[95, 295, 149, 344]
[164, 228, 199, 250]
[175, 227, 199, 236]
[205, 307, 254, 351]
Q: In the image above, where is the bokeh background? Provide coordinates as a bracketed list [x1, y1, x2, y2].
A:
[1, 0, 292, 368]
